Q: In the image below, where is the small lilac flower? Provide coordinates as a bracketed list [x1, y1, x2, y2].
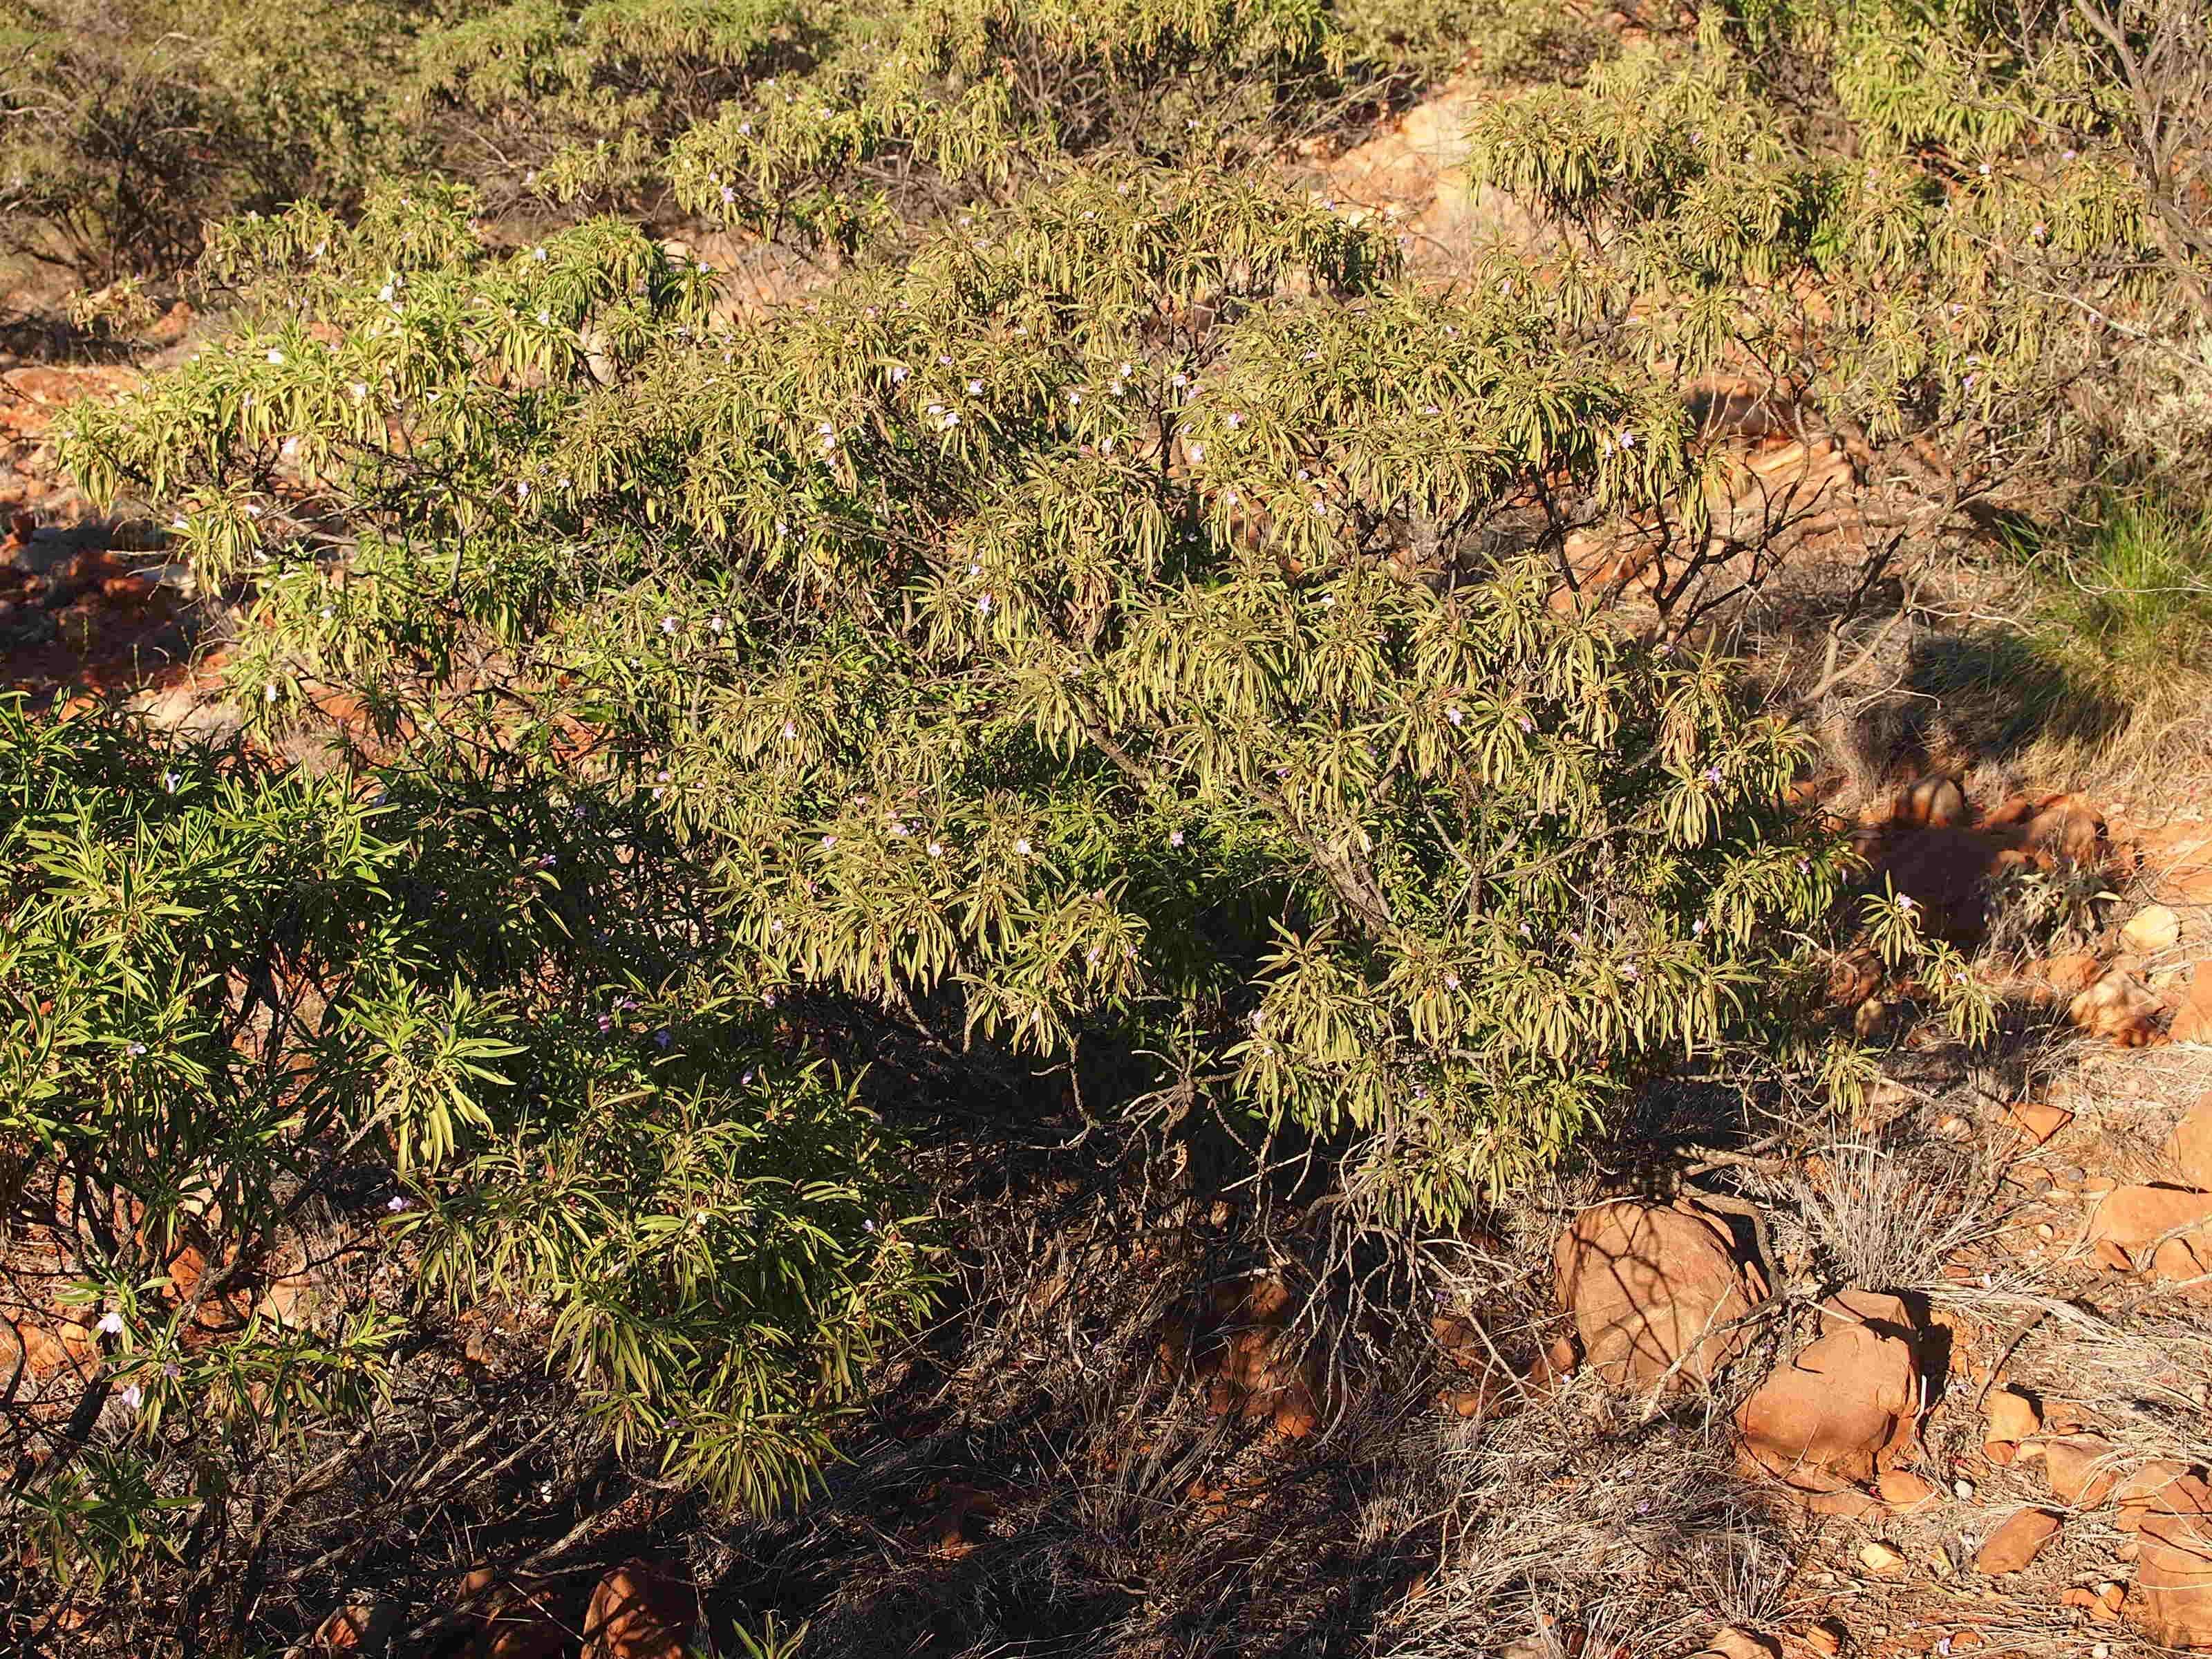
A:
[386, 1194, 411, 1213]
[782, 720, 798, 740]
[977, 593, 993, 615]
[863, 1219, 877, 1233]
[660, 615, 678, 635]
[128, 1042, 147, 1056]
[1622, 962, 1642, 982]
[762, 989, 778, 1006]
[967, 380, 983, 395]
[821, 835, 837, 850]
[1443, 973, 1461, 991]
[1015, 838, 1033, 856]
[121, 1385, 144, 1409]
[1895, 893, 1917, 914]
[1169, 830, 1185, 847]
[97, 1311, 124, 1337]
[1702, 765, 1724, 786]
[1691, 918, 1708, 938]
[1445, 706, 1464, 727]
[889, 364, 908, 382]
[1517, 715, 1535, 734]
[265, 348, 285, 366]
[597, 1014, 613, 1033]
[655, 1029, 672, 1049]
[927, 841, 944, 859]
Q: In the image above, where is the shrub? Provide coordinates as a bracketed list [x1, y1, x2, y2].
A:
[65, 167, 1848, 1235]
[0, 696, 932, 1594]
[415, 0, 1479, 245]
[0, 0, 437, 285]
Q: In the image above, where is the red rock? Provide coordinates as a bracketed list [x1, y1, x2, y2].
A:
[310, 1602, 399, 1654]
[1898, 775, 1967, 827]
[2009, 1102, 2072, 1146]
[2170, 1091, 2212, 1187]
[2175, 966, 2212, 1047]
[2133, 1472, 2212, 1647]
[2030, 953, 2105, 996]
[2041, 1436, 2120, 1507]
[1736, 1290, 1919, 1494]
[1974, 1506, 2061, 1573]
[2070, 968, 2166, 1045]
[1555, 1199, 1766, 1389]
[1876, 1468, 1940, 1509]
[2088, 1185, 2212, 1278]
[1983, 1387, 2041, 1461]
[581, 1559, 697, 1659]
[2120, 1461, 2202, 1532]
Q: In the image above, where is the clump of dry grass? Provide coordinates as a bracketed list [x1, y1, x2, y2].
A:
[1754, 1136, 2012, 1295]
[1374, 1381, 1806, 1659]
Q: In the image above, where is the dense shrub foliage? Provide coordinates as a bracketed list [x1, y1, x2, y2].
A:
[6, 0, 2209, 1642]
[0, 698, 930, 1586]
[64, 171, 1850, 1232]
[0, 0, 434, 284]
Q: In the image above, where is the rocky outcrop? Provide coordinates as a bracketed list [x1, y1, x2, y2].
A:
[1736, 1291, 1920, 1496]
[1555, 1199, 1766, 1389]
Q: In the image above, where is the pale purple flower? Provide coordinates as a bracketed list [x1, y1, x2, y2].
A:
[96, 1311, 124, 1337]
[1445, 706, 1463, 727]
[1895, 893, 1917, 914]
[977, 593, 993, 615]
[1015, 838, 1033, 856]
[1169, 830, 1185, 847]
[1702, 765, 1723, 786]
[821, 835, 836, 850]
[121, 1385, 144, 1410]
[386, 1194, 412, 1212]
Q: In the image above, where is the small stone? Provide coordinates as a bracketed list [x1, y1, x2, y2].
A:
[2009, 1102, 2074, 1145]
[1877, 1469, 1940, 1509]
[2036, 1223, 2056, 1240]
[1974, 1507, 2061, 1574]
[1802, 1622, 1843, 1656]
[1694, 1629, 1780, 1659]
[1984, 1387, 2041, 1459]
[1955, 1478, 1977, 1499]
[2166, 1089, 2212, 1188]
[1858, 1541, 1907, 1575]
[2094, 1239, 2137, 1273]
[2041, 1436, 2119, 1507]
[2121, 904, 2182, 955]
